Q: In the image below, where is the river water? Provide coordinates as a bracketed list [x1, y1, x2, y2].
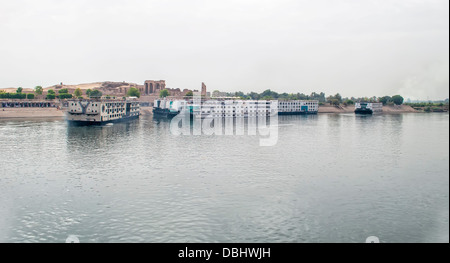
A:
[0, 113, 448, 243]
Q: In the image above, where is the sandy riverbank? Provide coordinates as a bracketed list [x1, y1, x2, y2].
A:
[140, 107, 153, 116]
[319, 105, 418, 114]
[0, 108, 65, 119]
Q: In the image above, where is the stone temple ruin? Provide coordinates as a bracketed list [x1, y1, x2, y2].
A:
[141, 80, 207, 98]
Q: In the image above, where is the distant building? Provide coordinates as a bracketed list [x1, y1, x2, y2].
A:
[202, 83, 207, 97]
[141, 80, 208, 99]
[143, 80, 167, 95]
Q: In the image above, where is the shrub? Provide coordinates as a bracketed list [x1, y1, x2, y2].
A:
[27, 93, 35, 99]
[344, 99, 354, 106]
[160, 89, 170, 98]
[46, 94, 56, 100]
[10, 93, 26, 99]
[89, 90, 102, 98]
[127, 88, 141, 98]
[58, 93, 73, 100]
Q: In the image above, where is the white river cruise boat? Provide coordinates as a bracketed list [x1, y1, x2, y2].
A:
[66, 97, 140, 125]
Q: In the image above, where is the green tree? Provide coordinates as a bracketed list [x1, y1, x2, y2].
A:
[58, 88, 68, 94]
[330, 99, 340, 106]
[160, 89, 170, 98]
[34, 86, 43, 95]
[235, 91, 245, 97]
[47, 89, 55, 95]
[288, 94, 297, 100]
[16, 87, 23, 93]
[46, 94, 56, 100]
[392, 95, 404, 105]
[212, 90, 221, 97]
[89, 90, 102, 98]
[86, 89, 92, 97]
[262, 95, 273, 100]
[27, 94, 35, 99]
[379, 96, 392, 105]
[74, 88, 82, 98]
[127, 87, 141, 98]
[58, 94, 73, 99]
[185, 91, 194, 97]
[344, 99, 354, 106]
[261, 89, 278, 99]
[248, 92, 260, 100]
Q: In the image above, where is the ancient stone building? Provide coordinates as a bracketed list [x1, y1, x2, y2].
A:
[202, 82, 207, 97]
[142, 80, 166, 96]
[140, 80, 208, 100]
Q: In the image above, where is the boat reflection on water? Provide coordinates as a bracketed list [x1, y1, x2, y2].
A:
[66, 119, 140, 151]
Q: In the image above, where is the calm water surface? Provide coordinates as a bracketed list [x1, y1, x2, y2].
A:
[0, 113, 448, 243]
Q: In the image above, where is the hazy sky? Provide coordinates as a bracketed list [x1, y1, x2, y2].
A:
[0, 0, 448, 99]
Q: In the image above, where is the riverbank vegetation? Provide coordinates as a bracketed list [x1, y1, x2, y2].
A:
[221, 89, 410, 106]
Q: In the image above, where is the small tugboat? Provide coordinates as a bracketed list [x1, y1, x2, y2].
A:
[66, 97, 140, 125]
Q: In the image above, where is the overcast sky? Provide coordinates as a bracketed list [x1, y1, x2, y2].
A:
[0, 0, 448, 99]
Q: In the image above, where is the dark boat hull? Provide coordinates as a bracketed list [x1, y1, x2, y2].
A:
[355, 109, 374, 115]
[67, 115, 140, 126]
[278, 112, 318, 115]
[153, 108, 179, 119]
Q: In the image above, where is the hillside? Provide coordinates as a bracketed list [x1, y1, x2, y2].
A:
[1, 81, 140, 93]
[45, 81, 140, 91]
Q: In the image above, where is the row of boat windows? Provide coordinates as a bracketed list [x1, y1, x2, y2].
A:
[201, 109, 316, 113]
[71, 103, 99, 107]
[109, 114, 124, 118]
[198, 106, 271, 109]
[70, 103, 139, 108]
[280, 106, 318, 108]
[105, 108, 139, 113]
[202, 110, 271, 113]
[105, 103, 139, 108]
[107, 108, 124, 114]
[281, 109, 316, 111]
[279, 103, 317, 105]
[106, 103, 125, 107]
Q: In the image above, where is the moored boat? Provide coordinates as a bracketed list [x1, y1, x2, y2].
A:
[355, 102, 383, 114]
[66, 97, 140, 125]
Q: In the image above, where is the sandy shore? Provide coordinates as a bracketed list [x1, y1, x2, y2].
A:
[0, 108, 65, 119]
[140, 106, 153, 116]
[319, 105, 418, 114]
